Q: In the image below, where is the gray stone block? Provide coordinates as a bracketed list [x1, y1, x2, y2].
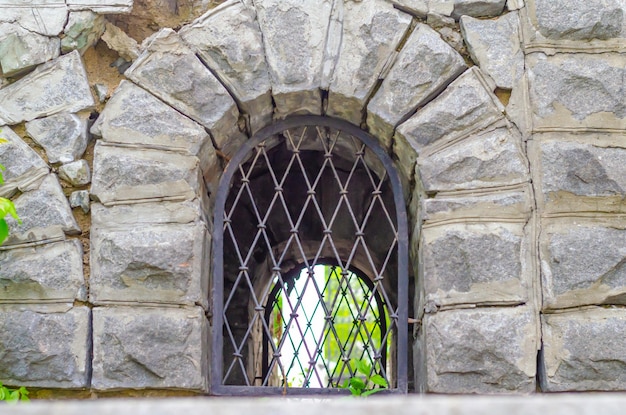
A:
[0, 2, 68, 36]
[26, 112, 89, 164]
[61, 11, 106, 54]
[367, 23, 466, 145]
[532, 0, 624, 41]
[124, 29, 245, 157]
[327, 0, 411, 125]
[460, 12, 523, 89]
[4, 174, 81, 246]
[541, 221, 626, 310]
[528, 53, 626, 130]
[179, 0, 273, 133]
[394, 67, 504, 180]
[66, 0, 133, 13]
[0, 126, 48, 198]
[431, 0, 507, 18]
[0, 50, 94, 124]
[90, 142, 202, 205]
[0, 304, 90, 388]
[254, 0, 332, 117]
[58, 160, 91, 186]
[92, 306, 208, 391]
[422, 222, 529, 309]
[90, 222, 209, 308]
[0, 23, 61, 76]
[420, 306, 537, 393]
[0, 240, 85, 302]
[418, 125, 528, 192]
[69, 190, 90, 213]
[541, 308, 626, 391]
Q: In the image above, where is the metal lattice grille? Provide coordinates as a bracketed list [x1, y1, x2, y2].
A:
[211, 116, 408, 395]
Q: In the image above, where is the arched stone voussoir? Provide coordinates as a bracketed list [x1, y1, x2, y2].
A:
[394, 66, 505, 182]
[124, 28, 246, 158]
[326, 0, 411, 126]
[179, 0, 273, 134]
[367, 23, 467, 148]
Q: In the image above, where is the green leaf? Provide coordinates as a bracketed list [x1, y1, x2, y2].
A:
[0, 219, 7, 246]
[0, 197, 20, 223]
[0, 138, 7, 144]
[369, 374, 388, 388]
[18, 387, 29, 401]
[355, 359, 370, 377]
[0, 385, 6, 401]
[349, 376, 365, 391]
[361, 388, 387, 397]
[7, 390, 19, 403]
[348, 386, 361, 396]
[0, 163, 5, 185]
[341, 378, 351, 389]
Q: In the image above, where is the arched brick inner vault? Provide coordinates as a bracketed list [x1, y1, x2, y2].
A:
[0, 0, 625, 396]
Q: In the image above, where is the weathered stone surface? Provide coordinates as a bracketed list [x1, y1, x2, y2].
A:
[0, 2, 68, 36]
[69, 190, 90, 213]
[394, 67, 504, 180]
[90, 142, 202, 205]
[26, 112, 89, 164]
[101, 22, 139, 62]
[390, 0, 429, 17]
[0, 304, 90, 388]
[179, 1, 273, 132]
[92, 306, 208, 390]
[5, 174, 80, 246]
[367, 23, 466, 145]
[0, 240, 85, 302]
[541, 308, 626, 391]
[419, 306, 537, 393]
[58, 159, 91, 186]
[0, 126, 48, 198]
[532, 0, 624, 41]
[66, 0, 133, 13]
[460, 13, 523, 89]
[90, 222, 209, 307]
[430, 0, 507, 18]
[254, 0, 332, 117]
[0, 50, 94, 124]
[0, 23, 60, 76]
[528, 53, 626, 130]
[125, 29, 244, 157]
[422, 222, 529, 309]
[91, 200, 205, 228]
[326, 0, 411, 125]
[418, 126, 528, 192]
[61, 11, 106, 55]
[507, 0, 524, 10]
[541, 221, 626, 310]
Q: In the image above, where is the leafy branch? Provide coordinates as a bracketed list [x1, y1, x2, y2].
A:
[340, 359, 388, 397]
[0, 383, 29, 403]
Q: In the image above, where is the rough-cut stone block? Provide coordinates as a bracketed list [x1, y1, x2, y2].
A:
[394, 67, 504, 180]
[0, 2, 68, 36]
[4, 174, 81, 246]
[61, 11, 106, 54]
[528, 53, 626, 131]
[0, 304, 90, 388]
[430, 0, 507, 18]
[541, 221, 626, 310]
[390, 0, 428, 17]
[91, 80, 219, 188]
[58, 160, 91, 186]
[90, 142, 202, 205]
[0, 23, 60, 76]
[532, 0, 625, 41]
[367, 23, 466, 145]
[254, 0, 332, 117]
[542, 308, 626, 391]
[125, 29, 244, 157]
[418, 126, 528, 192]
[422, 221, 529, 309]
[327, 0, 411, 125]
[460, 12, 523, 89]
[419, 307, 537, 393]
[92, 306, 208, 391]
[0, 50, 94, 124]
[69, 190, 90, 213]
[0, 240, 85, 302]
[0, 126, 48, 198]
[423, 186, 532, 222]
[90, 222, 209, 308]
[91, 200, 205, 228]
[26, 112, 89, 164]
[101, 22, 139, 61]
[66, 0, 133, 13]
[179, 1, 273, 132]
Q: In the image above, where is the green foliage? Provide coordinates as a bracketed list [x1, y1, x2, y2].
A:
[0, 383, 29, 403]
[0, 134, 21, 245]
[340, 359, 388, 397]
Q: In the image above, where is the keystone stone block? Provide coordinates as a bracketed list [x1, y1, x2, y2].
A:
[26, 112, 89, 164]
[92, 306, 208, 391]
[90, 222, 209, 308]
[541, 308, 626, 391]
[419, 306, 537, 393]
[0, 240, 85, 302]
[541, 222, 626, 310]
[0, 304, 90, 388]
[0, 23, 60, 76]
[0, 50, 94, 125]
[367, 23, 466, 145]
[0, 126, 48, 198]
[179, 0, 273, 132]
[125, 29, 244, 157]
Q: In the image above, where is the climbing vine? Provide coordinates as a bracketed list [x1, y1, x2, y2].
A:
[0, 135, 21, 245]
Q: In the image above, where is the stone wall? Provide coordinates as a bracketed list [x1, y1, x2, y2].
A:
[0, 0, 624, 396]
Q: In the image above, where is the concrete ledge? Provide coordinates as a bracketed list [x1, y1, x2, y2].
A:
[5, 395, 626, 415]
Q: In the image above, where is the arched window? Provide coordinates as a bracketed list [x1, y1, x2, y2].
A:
[211, 116, 408, 395]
